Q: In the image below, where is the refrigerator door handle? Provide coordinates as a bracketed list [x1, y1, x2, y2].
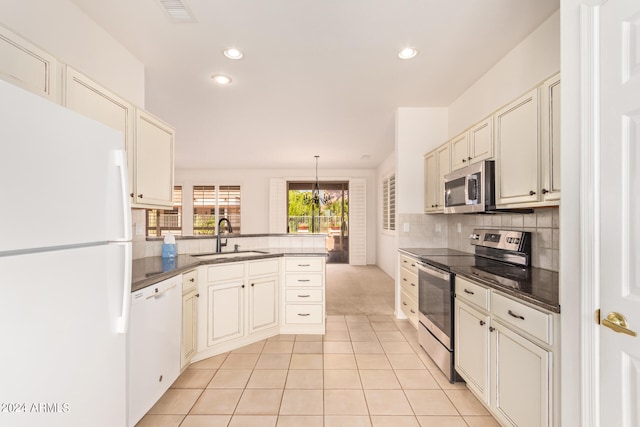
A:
[114, 149, 132, 241]
[116, 242, 132, 334]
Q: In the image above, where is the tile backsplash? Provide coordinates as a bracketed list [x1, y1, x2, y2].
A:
[399, 207, 559, 271]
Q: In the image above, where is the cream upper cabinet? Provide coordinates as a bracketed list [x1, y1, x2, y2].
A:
[134, 109, 175, 209]
[424, 143, 450, 213]
[540, 74, 561, 202]
[451, 118, 493, 171]
[450, 132, 470, 171]
[468, 117, 493, 164]
[424, 151, 437, 213]
[64, 67, 135, 194]
[0, 25, 57, 101]
[495, 88, 540, 205]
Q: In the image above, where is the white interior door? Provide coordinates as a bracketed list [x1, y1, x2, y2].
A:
[598, 1, 640, 425]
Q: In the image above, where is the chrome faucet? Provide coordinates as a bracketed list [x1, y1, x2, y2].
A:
[216, 217, 233, 253]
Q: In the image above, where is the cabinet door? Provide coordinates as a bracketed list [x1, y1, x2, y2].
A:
[181, 290, 198, 369]
[207, 281, 244, 346]
[134, 109, 175, 208]
[65, 67, 135, 196]
[0, 25, 57, 101]
[248, 276, 279, 333]
[455, 300, 490, 404]
[450, 132, 469, 171]
[540, 74, 561, 202]
[424, 151, 437, 212]
[469, 117, 493, 163]
[436, 144, 450, 210]
[495, 88, 539, 205]
[492, 322, 550, 427]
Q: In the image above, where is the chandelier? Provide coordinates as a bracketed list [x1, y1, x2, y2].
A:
[303, 155, 332, 207]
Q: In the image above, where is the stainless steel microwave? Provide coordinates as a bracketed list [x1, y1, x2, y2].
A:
[443, 160, 496, 213]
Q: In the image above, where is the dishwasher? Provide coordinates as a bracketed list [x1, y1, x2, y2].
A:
[128, 275, 182, 427]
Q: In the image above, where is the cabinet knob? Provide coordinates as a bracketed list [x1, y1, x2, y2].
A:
[462, 158, 466, 163]
[251, 283, 255, 287]
[479, 320, 486, 326]
[529, 190, 536, 196]
[189, 278, 195, 282]
[130, 192, 134, 198]
[138, 193, 144, 198]
[489, 326, 496, 332]
[195, 293, 200, 298]
[468, 157, 472, 161]
[541, 188, 549, 194]
[242, 284, 245, 288]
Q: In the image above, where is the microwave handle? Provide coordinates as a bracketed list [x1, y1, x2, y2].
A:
[467, 175, 478, 202]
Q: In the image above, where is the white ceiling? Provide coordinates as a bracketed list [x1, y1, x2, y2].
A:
[70, 0, 559, 170]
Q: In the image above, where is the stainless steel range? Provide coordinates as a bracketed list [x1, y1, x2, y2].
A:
[417, 229, 531, 383]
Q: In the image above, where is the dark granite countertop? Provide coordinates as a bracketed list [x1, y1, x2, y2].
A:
[399, 247, 560, 314]
[132, 248, 328, 292]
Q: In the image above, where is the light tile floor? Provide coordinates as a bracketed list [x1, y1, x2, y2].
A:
[136, 314, 500, 427]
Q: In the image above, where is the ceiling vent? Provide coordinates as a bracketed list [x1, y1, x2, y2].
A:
[157, 0, 197, 23]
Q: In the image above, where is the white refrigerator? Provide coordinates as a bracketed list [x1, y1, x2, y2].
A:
[0, 80, 132, 426]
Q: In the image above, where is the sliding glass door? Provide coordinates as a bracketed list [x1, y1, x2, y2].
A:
[288, 182, 349, 263]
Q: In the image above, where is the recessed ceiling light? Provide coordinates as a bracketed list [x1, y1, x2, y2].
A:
[398, 47, 418, 59]
[212, 74, 232, 85]
[223, 48, 243, 60]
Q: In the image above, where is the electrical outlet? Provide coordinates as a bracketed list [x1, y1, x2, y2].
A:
[403, 223, 410, 233]
[457, 223, 462, 233]
[435, 224, 441, 233]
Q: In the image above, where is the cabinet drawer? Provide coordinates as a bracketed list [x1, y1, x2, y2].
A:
[491, 292, 552, 345]
[206, 262, 245, 282]
[455, 276, 489, 311]
[400, 268, 418, 299]
[285, 257, 324, 272]
[400, 254, 419, 274]
[400, 290, 418, 325]
[182, 269, 198, 292]
[249, 259, 279, 277]
[285, 289, 323, 303]
[285, 274, 323, 287]
[285, 304, 324, 324]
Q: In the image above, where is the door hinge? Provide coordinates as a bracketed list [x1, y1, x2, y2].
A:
[594, 308, 601, 325]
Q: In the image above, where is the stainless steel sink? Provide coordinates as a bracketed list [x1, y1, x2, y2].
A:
[193, 251, 268, 260]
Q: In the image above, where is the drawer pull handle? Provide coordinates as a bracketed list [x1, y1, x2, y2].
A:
[298, 294, 311, 298]
[508, 310, 525, 320]
[410, 283, 416, 287]
[298, 279, 310, 282]
[464, 289, 474, 295]
[403, 278, 407, 281]
[411, 263, 416, 267]
[410, 309, 415, 314]
[298, 313, 310, 317]
[298, 264, 311, 267]
[403, 302, 408, 306]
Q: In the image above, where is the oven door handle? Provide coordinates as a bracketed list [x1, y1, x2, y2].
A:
[416, 261, 450, 281]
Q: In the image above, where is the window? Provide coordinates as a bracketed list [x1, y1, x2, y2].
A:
[193, 185, 216, 235]
[382, 174, 395, 231]
[146, 186, 182, 236]
[193, 185, 241, 235]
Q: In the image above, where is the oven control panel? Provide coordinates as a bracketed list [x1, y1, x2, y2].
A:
[470, 229, 528, 252]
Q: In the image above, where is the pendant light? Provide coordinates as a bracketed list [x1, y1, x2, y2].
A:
[304, 156, 331, 207]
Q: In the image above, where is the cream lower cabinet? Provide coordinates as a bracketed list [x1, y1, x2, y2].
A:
[181, 270, 198, 369]
[198, 259, 280, 357]
[455, 276, 558, 427]
[281, 256, 326, 334]
[398, 253, 419, 328]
